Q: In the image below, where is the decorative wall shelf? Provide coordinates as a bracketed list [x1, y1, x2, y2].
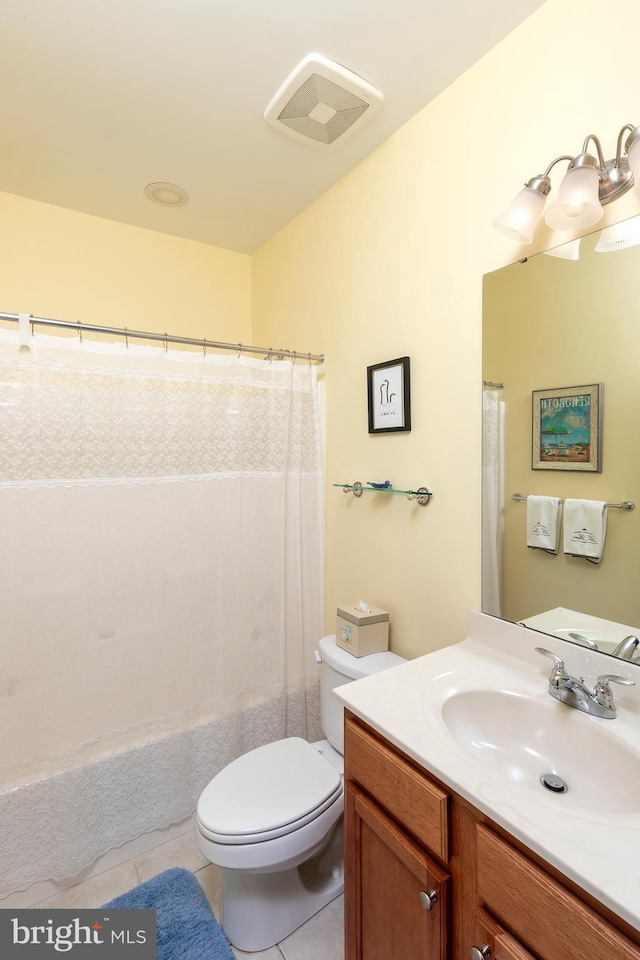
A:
[333, 482, 433, 505]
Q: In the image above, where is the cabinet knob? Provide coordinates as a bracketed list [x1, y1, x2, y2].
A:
[419, 890, 438, 911]
[470, 946, 491, 960]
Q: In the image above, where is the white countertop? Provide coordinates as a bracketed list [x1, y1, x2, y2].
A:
[335, 610, 640, 932]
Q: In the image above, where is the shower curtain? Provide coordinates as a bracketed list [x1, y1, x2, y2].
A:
[482, 387, 504, 617]
[0, 328, 325, 896]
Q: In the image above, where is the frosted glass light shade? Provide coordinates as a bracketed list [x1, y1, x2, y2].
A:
[595, 215, 640, 252]
[544, 165, 603, 231]
[492, 186, 546, 244]
[543, 238, 581, 260]
[627, 136, 640, 197]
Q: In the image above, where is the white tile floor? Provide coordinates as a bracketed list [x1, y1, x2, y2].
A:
[32, 831, 344, 960]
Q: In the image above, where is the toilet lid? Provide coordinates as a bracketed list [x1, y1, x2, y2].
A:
[197, 738, 342, 843]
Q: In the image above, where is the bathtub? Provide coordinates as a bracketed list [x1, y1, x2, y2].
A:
[0, 686, 320, 902]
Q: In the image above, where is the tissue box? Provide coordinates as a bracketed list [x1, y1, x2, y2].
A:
[336, 603, 389, 657]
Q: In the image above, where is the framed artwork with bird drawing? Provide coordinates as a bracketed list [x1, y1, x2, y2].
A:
[367, 356, 411, 433]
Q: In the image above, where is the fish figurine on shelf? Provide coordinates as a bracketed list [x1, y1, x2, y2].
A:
[367, 480, 392, 489]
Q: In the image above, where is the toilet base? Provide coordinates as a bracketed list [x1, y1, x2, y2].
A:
[221, 819, 344, 953]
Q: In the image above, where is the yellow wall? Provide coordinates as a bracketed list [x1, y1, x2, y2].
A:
[484, 234, 640, 626]
[3, 1, 640, 662]
[252, 0, 640, 659]
[0, 191, 252, 342]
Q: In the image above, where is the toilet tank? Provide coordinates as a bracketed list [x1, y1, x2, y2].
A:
[318, 634, 406, 755]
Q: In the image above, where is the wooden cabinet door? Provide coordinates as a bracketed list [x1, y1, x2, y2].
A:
[345, 782, 449, 960]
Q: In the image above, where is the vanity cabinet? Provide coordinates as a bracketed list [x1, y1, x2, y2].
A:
[344, 711, 640, 960]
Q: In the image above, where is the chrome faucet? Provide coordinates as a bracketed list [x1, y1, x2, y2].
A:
[536, 647, 635, 719]
[611, 635, 640, 660]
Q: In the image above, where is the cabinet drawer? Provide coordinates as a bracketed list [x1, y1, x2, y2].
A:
[474, 906, 536, 960]
[345, 718, 449, 861]
[477, 825, 640, 960]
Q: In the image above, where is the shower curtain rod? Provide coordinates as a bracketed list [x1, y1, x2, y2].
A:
[0, 311, 325, 363]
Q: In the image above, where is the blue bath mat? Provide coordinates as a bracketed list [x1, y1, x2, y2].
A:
[104, 867, 235, 960]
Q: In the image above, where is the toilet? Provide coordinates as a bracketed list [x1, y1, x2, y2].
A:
[194, 633, 405, 952]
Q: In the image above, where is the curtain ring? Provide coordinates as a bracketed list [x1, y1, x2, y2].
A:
[236, 343, 243, 358]
[308, 352, 312, 366]
[164, 333, 169, 353]
[123, 326, 129, 348]
[77, 320, 83, 342]
[202, 338, 207, 357]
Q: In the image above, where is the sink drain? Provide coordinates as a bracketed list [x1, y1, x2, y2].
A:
[541, 773, 567, 793]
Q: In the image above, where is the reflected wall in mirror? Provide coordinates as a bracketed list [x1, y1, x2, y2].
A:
[483, 220, 640, 662]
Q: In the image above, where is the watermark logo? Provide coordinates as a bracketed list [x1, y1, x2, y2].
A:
[0, 910, 156, 958]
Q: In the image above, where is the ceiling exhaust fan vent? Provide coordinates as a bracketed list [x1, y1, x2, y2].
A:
[264, 53, 383, 148]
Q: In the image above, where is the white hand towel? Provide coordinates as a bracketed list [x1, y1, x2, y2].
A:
[526, 496, 561, 554]
[563, 499, 607, 563]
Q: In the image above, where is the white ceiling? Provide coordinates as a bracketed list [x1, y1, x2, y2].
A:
[0, 1, 545, 254]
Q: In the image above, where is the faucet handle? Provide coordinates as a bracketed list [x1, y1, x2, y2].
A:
[595, 673, 635, 689]
[594, 674, 636, 711]
[535, 646, 565, 668]
[535, 647, 570, 688]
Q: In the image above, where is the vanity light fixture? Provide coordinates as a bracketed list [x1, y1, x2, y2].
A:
[543, 238, 581, 260]
[493, 124, 640, 244]
[594, 214, 640, 252]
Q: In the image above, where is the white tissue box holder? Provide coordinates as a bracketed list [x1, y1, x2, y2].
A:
[336, 603, 389, 657]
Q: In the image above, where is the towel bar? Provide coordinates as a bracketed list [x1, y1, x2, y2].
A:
[512, 493, 634, 511]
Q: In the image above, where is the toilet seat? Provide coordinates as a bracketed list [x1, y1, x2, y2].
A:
[197, 737, 342, 844]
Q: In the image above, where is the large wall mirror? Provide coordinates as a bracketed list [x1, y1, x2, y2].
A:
[483, 217, 640, 662]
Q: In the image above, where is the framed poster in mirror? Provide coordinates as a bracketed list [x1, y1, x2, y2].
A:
[532, 383, 602, 472]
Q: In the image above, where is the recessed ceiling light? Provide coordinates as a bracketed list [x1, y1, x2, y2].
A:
[144, 182, 189, 207]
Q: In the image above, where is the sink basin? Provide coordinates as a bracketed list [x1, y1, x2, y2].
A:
[441, 689, 640, 815]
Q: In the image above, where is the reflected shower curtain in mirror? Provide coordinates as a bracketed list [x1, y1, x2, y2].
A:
[0, 329, 324, 898]
[482, 387, 504, 617]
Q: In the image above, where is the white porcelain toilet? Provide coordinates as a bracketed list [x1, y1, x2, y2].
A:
[194, 634, 405, 952]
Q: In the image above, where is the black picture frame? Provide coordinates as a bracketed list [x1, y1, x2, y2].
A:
[367, 357, 411, 434]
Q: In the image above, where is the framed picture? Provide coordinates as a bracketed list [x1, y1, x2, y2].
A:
[532, 383, 603, 472]
[367, 357, 411, 434]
